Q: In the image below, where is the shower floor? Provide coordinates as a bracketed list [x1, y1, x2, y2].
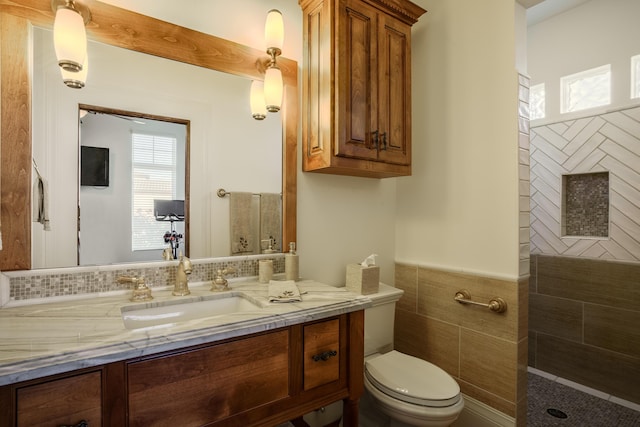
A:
[527, 369, 640, 426]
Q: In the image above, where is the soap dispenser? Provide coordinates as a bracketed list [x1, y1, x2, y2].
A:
[285, 242, 299, 281]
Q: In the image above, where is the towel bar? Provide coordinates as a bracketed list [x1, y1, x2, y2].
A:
[217, 188, 282, 198]
[454, 289, 507, 313]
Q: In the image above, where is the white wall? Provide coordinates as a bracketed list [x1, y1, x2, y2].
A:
[528, 0, 640, 125]
[395, 0, 522, 279]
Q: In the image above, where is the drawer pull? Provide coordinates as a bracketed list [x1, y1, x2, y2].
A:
[312, 350, 337, 362]
[59, 421, 88, 427]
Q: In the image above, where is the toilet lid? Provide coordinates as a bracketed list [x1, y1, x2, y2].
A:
[365, 351, 461, 407]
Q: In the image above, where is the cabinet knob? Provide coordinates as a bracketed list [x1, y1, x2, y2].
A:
[59, 421, 88, 427]
[312, 350, 337, 362]
[380, 132, 387, 150]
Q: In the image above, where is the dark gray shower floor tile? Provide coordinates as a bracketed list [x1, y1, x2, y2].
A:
[527, 372, 640, 427]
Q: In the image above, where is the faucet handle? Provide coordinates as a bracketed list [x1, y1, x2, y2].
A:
[117, 276, 153, 302]
[211, 268, 234, 292]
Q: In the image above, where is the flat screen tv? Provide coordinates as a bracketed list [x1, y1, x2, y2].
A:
[81, 146, 109, 187]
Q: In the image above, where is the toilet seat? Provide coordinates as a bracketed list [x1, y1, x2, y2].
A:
[365, 351, 461, 408]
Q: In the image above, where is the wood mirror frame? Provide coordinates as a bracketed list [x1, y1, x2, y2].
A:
[0, 0, 297, 271]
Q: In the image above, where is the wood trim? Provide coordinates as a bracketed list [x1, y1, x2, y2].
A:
[0, 0, 298, 270]
[0, 12, 31, 270]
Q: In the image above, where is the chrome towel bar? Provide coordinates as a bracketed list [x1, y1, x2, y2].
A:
[454, 289, 507, 313]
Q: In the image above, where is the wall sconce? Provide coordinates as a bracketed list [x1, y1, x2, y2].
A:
[250, 80, 267, 120]
[52, 0, 91, 74]
[251, 9, 284, 120]
[61, 54, 88, 89]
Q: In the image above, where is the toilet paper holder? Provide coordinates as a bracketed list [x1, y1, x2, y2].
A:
[454, 289, 507, 313]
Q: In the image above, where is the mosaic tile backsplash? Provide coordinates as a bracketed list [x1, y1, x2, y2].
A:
[6, 255, 284, 302]
[564, 172, 609, 237]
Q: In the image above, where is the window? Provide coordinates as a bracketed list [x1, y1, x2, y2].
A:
[131, 132, 177, 251]
[530, 83, 545, 120]
[560, 64, 611, 113]
[631, 55, 640, 99]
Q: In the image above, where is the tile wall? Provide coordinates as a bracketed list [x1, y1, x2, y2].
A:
[530, 105, 640, 261]
[394, 263, 528, 426]
[3, 254, 284, 302]
[529, 254, 640, 405]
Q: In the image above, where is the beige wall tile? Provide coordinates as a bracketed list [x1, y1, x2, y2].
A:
[537, 334, 640, 404]
[529, 293, 582, 342]
[458, 379, 516, 418]
[584, 303, 640, 358]
[460, 329, 518, 402]
[417, 267, 519, 341]
[395, 309, 460, 377]
[395, 263, 418, 313]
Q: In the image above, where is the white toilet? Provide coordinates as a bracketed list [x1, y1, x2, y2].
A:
[363, 283, 464, 427]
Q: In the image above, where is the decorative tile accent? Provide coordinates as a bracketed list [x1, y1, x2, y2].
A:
[530, 105, 640, 261]
[5, 255, 285, 302]
[563, 172, 609, 237]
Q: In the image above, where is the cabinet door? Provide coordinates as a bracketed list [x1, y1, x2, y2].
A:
[377, 14, 411, 165]
[16, 371, 102, 427]
[337, 0, 378, 161]
[303, 318, 340, 390]
[127, 330, 290, 427]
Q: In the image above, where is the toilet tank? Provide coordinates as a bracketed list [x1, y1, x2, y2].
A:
[364, 283, 404, 357]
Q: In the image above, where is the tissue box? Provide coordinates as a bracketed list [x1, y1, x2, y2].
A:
[345, 264, 380, 295]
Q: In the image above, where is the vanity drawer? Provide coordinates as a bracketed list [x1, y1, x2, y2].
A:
[16, 370, 102, 427]
[303, 318, 341, 390]
[127, 329, 290, 427]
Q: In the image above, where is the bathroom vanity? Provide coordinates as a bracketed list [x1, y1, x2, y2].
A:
[0, 281, 369, 427]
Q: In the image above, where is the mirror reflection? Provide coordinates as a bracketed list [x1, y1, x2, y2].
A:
[78, 108, 187, 265]
[31, 26, 283, 268]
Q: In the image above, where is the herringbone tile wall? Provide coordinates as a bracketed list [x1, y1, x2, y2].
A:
[530, 106, 640, 262]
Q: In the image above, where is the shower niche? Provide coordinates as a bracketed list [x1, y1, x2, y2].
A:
[561, 171, 610, 238]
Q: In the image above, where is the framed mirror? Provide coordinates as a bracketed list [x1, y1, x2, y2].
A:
[0, 0, 297, 271]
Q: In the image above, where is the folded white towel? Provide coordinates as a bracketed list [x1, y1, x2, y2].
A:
[268, 280, 302, 303]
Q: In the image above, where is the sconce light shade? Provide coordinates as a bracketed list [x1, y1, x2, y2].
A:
[61, 54, 88, 89]
[250, 80, 267, 120]
[265, 9, 284, 54]
[53, 3, 87, 72]
[264, 66, 283, 113]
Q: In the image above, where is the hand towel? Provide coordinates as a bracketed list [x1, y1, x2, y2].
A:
[260, 193, 282, 252]
[229, 192, 254, 254]
[268, 280, 302, 303]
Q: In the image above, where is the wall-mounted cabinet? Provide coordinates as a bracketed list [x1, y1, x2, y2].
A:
[299, 0, 426, 178]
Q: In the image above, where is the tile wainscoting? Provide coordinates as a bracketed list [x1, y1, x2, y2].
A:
[394, 262, 528, 426]
[529, 254, 640, 405]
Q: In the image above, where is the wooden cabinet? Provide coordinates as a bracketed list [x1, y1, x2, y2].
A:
[9, 370, 103, 427]
[300, 0, 426, 178]
[127, 330, 290, 427]
[0, 311, 364, 427]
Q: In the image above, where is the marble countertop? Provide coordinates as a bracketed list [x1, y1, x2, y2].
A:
[0, 280, 371, 386]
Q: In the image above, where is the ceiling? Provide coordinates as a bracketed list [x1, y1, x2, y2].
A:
[519, 0, 592, 26]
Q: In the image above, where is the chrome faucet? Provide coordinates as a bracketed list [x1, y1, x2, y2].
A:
[173, 253, 192, 296]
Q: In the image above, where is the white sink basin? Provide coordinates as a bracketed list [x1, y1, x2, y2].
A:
[121, 293, 263, 330]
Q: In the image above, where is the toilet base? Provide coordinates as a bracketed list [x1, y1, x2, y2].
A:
[364, 376, 464, 427]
